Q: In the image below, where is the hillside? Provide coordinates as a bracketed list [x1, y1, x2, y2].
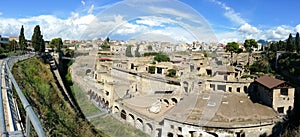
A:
[12, 57, 106, 137]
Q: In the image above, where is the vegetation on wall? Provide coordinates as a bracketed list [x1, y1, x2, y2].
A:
[12, 57, 105, 137]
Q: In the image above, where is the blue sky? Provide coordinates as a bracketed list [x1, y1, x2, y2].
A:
[0, 0, 299, 43]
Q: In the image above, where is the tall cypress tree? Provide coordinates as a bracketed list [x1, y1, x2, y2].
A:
[31, 25, 45, 53]
[19, 25, 27, 52]
[296, 32, 300, 53]
[287, 33, 295, 52]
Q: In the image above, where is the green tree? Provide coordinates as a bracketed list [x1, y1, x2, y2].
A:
[296, 32, 300, 53]
[167, 69, 176, 77]
[154, 52, 170, 62]
[9, 40, 17, 52]
[125, 45, 133, 57]
[147, 45, 153, 51]
[250, 57, 271, 73]
[287, 33, 295, 52]
[19, 25, 27, 52]
[100, 37, 110, 49]
[135, 45, 141, 57]
[31, 25, 45, 53]
[269, 42, 278, 52]
[278, 40, 286, 51]
[50, 38, 63, 52]
[226, 42, 239, 65]
[244, 39, 258, 65]
[148, 66, 156, 74]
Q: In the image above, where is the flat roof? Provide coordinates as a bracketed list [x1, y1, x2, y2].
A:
[165, 92, 279, 127]
[255, 76, 285, 89]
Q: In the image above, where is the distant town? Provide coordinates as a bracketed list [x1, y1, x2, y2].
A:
[1, 27, 300, 136]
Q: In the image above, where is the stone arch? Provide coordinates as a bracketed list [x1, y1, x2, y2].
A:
[105, 100, 109, 107]
[163, 99, 169, 107]
[183, 81, 189, 93]
[155, 129, 162, 137]
[98, 96, 102, 103]
[167, 132, 174, 137]
[98, 96, 102, 102]
[171, 98, 178, 105]
[87, 90, 92, 95]
[136, 118, 143, 130]
[93, 93, 97, 99]
[114, 106, 120, 113]
[145, 123, 153, 135]
[90, 91, 95, 97]
[96, 95, 100, 102]
[244, 86, 248, 93]
[121, 110, 126, 120]
[128, 113, 135, 126]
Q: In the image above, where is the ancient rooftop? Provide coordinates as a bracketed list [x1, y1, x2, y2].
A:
[255, 76, 285, 89]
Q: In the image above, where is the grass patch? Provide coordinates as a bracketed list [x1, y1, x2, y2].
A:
[12, 57, 105, 137]
[71, 83, 148, 137]
[71, 84, 101, 117]
[91, 115, 148, 137]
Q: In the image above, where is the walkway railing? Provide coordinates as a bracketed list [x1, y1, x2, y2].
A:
[0, 54, 45, 137]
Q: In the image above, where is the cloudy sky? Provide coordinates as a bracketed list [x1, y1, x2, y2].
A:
[0, 0, 299, 43]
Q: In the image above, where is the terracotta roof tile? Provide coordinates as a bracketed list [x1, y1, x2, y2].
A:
[255, 76, 285, 89]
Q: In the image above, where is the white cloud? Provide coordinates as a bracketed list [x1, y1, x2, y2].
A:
[135, 16, 177, 27]
[238, 23, 260, 34]
[237, 23, 261, 39]
[262, 26, 292, 40]
[115, 23, 148, 35]
[88, 4, 94, 14]
[0, 12, 96, 40]
[216, 31, 240, 43]
[81, 0, 85, 6]
[210, 0, 246, 25]
[148, 6, 192, 20]
[295, 24, 300, 33]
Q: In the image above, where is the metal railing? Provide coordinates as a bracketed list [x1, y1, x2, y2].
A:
[0, 54, 45, 137]
[0, 61, 6, 136]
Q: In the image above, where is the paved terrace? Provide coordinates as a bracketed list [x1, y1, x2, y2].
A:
[165, 91, 280, 128]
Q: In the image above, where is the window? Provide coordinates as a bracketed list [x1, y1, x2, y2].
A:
[170, 125, 174, 129]
[157, 67, 163, 74]
[178, 127, 182, 132]
[237, 87, 240, 93]
[280, 88, 288, 96]
[229, 87, 232, 92]
[277, 107, 284, 113]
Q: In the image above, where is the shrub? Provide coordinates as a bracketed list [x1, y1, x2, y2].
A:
[148, 66, 155, 74]
[167, 69, 176, 77]
[154, 52, 170, 62]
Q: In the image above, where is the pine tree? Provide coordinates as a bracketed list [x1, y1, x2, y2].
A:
[296, 32, 300, 53]
[19, 25, 27, 52]
[31, 25, 45, 53]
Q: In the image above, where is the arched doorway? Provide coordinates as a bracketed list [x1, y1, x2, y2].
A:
[105, 101, 109, 108]
[121, 110, 126, 120]
[171, 98, 178, 105]
[167, 132, 174, 137]
[114, 106, 120, 113]
[244, 86, 248, 93]
[145, 123, 153, 135]
[128, 114, 135, 126]
[136, 118, 143, 130]
[163, 99, 169, 107]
